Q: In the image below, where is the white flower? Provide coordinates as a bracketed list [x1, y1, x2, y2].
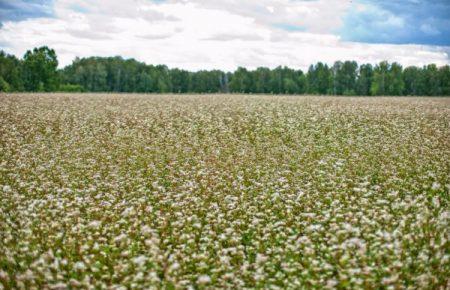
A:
[141, 225, 153, 236]
[431, 182, 441, 190]
[432, 196, 440, 208]
[0, 270, 8, 280]
[256, 254, 268, 264]
[382, 275, 398, 285]
[169, 262, 180, 271]
[132, 255, 147, 267]
[197, 275, 211, 285]
[121, 207, 135, 217]
[88, 220, 101, 229]
[114, 233, 128, 244]
[73, 261, 86, 271]
[49, 282, 67, 290]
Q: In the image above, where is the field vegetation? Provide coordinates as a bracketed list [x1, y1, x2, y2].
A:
[0, 94, 449, 289]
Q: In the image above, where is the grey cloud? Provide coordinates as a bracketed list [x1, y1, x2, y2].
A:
[86, 2, 179, 23]
[138, 10, 180, 22]
[86, 16, 123, 34]
[66, 29, 112, 40]
[180, 0, 350, 34]
[138, 33, 173, 40]
[270, 31, 290, 42]
[0, 39, 10, 48]
[203, 33, 264, 41]
[138, 27, 182, 40]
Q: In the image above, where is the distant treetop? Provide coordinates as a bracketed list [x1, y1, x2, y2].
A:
[0, 47, 449, 96]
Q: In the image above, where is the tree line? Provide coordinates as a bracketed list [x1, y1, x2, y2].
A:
[1, 46, 449, 95]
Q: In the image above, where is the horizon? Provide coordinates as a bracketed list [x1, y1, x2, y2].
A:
[5, 47, 450, 74]
[0, 0, 449, 71]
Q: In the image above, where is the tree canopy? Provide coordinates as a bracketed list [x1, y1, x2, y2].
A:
[0, 46, 449, 95]
[22, 46, 59, 92]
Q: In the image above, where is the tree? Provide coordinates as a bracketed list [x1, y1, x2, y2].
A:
[371, 61, 389, 95]
[170, 68, 190, 93]
[438, 65, 450, 96]
[307, 62, 332, 95]
[269, 66, 285, 94]
[403, 66, 423, 95]
[332, 61, 343, 95]
[254, 67, 271, 93]
[5, 45, 450, 95]
[22, 46, 59, 91]
[423, 64, 440, 96]
[356, 64, 373, 96]
[332, 61, 358, 95]
[136, 70, 152, 93]
[0, 51, 23, 91]
[219, 72, 229, 93]
[296, 72, 307, 94]
[388, 62, 404, 95]
[229, 67, 252, 93]
[0, 76, 10, 92]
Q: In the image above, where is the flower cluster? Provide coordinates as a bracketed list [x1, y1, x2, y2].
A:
[0, 94, 448, 289]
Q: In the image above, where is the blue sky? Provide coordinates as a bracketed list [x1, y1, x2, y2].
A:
[0, 0, 54, 25]
[340, 0, 450, 46]
[0, 0, 448, 70]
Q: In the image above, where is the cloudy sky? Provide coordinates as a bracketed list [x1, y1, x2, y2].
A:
[0, 0, 449, 71]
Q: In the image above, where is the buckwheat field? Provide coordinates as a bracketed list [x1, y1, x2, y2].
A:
[0, 94, 449, 289]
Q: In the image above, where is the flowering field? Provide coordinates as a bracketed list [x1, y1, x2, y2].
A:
[0, 94, 449, 289]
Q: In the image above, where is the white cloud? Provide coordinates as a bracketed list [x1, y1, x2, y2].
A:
[183, 0, 352, 34]
[0, 0, 448, 71]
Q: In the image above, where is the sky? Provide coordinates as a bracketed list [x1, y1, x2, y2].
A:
[0, 0, 449, 71]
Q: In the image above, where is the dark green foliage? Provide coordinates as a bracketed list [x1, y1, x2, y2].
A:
[0, 76, 10, 92]
[307, 62, 333, 94]
[403, 66, 423, 95]
[370, 62, 404, 96]
[422, 64, 440, 96]
[438, 65, 450, 96]
[389, 63, 404, 96]
[170, 68, 190, 93]
[0, 51, 23, 91]
[371, 61, 390, 95]
[58, 84, 85, 92]
[253, 67, 271, 93]
[22, 46, 59, 92]
[356, 64, 373, 96]
[190, 70, 225, 93]
[332, 61, 358, 95]
[229, 67, 252, 93]
[1, 46, 449, 95]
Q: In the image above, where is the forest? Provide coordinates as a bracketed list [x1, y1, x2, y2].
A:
[1, 46, 449, 95]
